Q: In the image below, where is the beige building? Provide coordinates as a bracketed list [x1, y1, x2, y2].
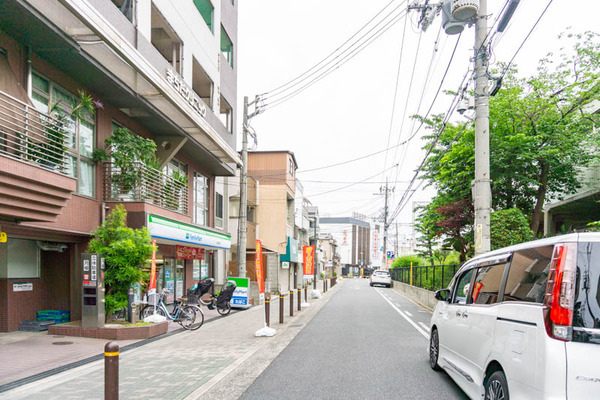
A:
[248, 151, 300, 294]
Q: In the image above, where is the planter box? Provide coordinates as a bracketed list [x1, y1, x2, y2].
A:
[48, 320, 168, 340]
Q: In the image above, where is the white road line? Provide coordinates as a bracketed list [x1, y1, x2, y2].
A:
[404, 311, 413, 317]
[419, 322, 429, 331]
[376, 290, 429, 340]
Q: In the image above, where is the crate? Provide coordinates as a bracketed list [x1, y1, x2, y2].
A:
[20, 319, 55, 332]
[37, 310, 70, 324]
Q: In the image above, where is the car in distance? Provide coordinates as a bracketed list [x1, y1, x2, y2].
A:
[429, 232, 600, 400]
[370, 269, 391, 287]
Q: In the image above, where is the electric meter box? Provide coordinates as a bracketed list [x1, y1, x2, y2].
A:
[81, 253, 105, 328]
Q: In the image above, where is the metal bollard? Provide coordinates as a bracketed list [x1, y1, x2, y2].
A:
[304, 285, 308, 303]
[323, 279, 326, 292]
[279, 293, 284, 324]
[289, 290, 294, 317]
[265, 295, 271, 327]
[297, 288, 301, 311]
[105, 342, 119, 400]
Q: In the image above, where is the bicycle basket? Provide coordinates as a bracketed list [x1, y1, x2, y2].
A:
[216, 281, 236, 307]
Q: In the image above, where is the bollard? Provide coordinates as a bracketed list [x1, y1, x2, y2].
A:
[289, 290, 294, 317]
[265, 295, 271, 327]
[297, 288, 301, 311]
[279, 293, 284, 324]
[105, 341, 119, 400]
[304, 285, 308, 303]
[326, 279, 328, 291]
[323, 279, 326, 292]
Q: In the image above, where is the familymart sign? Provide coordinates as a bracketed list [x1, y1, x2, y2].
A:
[147, 215, 231, 249]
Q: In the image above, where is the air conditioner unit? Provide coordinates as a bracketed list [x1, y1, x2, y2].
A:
[442, 0, 466, 35]
[452, 0, 479, 21]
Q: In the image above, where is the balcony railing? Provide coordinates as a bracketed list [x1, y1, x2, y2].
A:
[103, 161, 188, 214]
[0, 90, 71, 175]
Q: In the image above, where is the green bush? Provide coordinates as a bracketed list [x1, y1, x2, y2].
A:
[391, 255, 424, 269]
[490, 208, 534, 250]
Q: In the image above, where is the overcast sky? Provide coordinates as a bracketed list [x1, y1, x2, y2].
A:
[237, 0, 600, 245]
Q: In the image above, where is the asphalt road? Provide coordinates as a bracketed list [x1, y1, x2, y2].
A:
[240, 278, 469, 400]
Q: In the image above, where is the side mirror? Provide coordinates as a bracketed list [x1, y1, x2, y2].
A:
[434, 288, 451, 302]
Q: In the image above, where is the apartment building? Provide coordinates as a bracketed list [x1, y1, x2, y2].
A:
[0, 0, 239, 332]
[319, 215, 371, 276]
[248, 151, 299, 293]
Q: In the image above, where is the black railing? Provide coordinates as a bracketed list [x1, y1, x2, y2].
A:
[390, 264, 461, 291]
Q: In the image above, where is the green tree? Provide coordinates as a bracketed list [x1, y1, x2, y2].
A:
[490, 208, 534, 250]
[87, 205, 154, 318]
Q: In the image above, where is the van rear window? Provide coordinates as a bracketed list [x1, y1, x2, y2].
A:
[503, 246, 553, 303]
[574, 242, 600, 336]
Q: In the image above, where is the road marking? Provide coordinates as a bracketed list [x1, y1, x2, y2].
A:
[404, 311, 413, 317]
[419, 322, 429, 331]
[376, 290, 429, 340]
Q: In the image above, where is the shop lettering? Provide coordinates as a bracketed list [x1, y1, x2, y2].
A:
[166, 69, 207, 117]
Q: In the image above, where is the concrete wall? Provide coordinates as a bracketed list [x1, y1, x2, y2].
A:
[392, 281, 437, 312]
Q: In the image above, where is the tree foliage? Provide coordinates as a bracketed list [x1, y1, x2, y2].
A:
[490, 208, 534, 250]
[391, 254, 424, 269]
[415, 31, 600, 256]
[87, 205, 154, 317]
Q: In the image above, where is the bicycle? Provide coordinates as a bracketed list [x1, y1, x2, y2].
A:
[140, 288, 203, 330]
[190, 278, 235, 316]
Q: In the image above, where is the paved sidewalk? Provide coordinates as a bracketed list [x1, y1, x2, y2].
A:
[1, 281, 342, 399]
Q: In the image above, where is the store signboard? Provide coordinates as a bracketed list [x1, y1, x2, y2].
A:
[176, 245, 205, 260]
[148, 215, 231, 249]
[13, 282, 33, 292]
[229, 277, 251, 309]
[303, 245, 315, 276]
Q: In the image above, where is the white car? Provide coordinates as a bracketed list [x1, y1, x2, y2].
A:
[370, 269, 391, 287]
[429, 232, 600, 399]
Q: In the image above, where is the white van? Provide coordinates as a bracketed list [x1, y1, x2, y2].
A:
[429, 232, 600, 399]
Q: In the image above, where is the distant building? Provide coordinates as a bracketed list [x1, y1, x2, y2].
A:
[319, 215, 370, 276]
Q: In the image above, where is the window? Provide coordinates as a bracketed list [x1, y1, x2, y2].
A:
[452, 269, 474, 304]
[111, 0, 134, 21]
[220, 25, 233, 68]
[32, 72, 96, 197]
[193, 172, 209, 225]
[163, 159, 187, 178]
[289, 158, 295, 176]
[504, 246, 553, 303]
[192, 57, 213, 109]
[219, 95, 233, 133]
[472, 263, 507, 304]
[214, 177, 224, 229]
[151, 4, 183, 74]
[193, 0, 213, 32]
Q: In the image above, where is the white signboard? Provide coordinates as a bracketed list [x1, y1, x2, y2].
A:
[13, 283, 33, 292]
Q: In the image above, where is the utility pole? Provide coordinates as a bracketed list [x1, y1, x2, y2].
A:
[473, 0, 491, 255]
[237, 96, 261, 277]
[381, 178, 390, 267]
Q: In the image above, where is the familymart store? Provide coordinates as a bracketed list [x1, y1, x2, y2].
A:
[145, 214, 231, 304]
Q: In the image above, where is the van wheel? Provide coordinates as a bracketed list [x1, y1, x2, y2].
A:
[485, 370, 509, 400]
[429, 328, 442, 371]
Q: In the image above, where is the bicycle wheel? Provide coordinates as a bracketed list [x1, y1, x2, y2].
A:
[178, 305, 196, 330]
[189, 306, 204, 331]
[140, 305, 166, 320]
[217, 302, 231, 316]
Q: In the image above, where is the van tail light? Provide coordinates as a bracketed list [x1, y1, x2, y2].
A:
[543, 243, 577, 341]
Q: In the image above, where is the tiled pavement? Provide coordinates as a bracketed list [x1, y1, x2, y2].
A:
[0, 281, 342, 399]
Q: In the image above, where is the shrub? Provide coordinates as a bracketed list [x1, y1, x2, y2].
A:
[391, 255, 424, 269]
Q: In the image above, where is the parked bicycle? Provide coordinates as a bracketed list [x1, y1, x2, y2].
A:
[140, 288, 203, 330]
[189, 278, 236, 316]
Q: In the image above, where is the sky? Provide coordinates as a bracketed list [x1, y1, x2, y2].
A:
[237, 0, 600, 249]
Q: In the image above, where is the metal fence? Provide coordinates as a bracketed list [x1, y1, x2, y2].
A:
[390, 264, 462, 291]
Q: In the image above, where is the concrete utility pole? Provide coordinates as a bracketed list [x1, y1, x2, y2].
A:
[381, 178, 390, 267]
[473, 0, 491, 255]
[237, 96, 261, 277]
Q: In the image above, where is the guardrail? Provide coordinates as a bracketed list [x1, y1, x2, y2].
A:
[390, 264, 461, 291]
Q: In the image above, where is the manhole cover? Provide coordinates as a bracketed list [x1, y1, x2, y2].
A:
[52, 341, 74, 345]
[52, 335, 65, 339]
